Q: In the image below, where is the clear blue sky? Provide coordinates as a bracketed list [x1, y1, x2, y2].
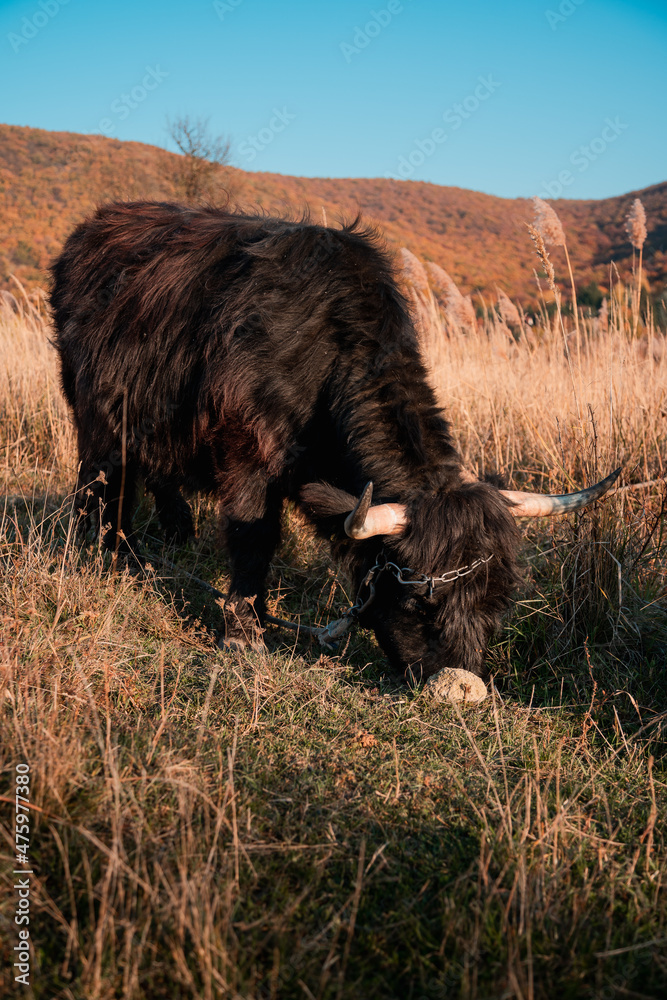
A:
[1, 0, 665, 199]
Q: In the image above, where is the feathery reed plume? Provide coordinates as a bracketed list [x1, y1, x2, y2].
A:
[0, 289, 20, 314]
[406, 288, 433, 337]
[527, 224, 556, 292]
[625, 198, 647, 250]
[399, 247, 430, 296]
[399, 248, 434, 337]
[532, 196, 565, 248]
[448, 292, 477, 330]
[423, 260, 453, 291]
[424, 261, 476, 330]
[496, 289, 522, 328]
[531, 196, 581, 352]
[625, 197, 647, 336]
[527, 223, 584, 434]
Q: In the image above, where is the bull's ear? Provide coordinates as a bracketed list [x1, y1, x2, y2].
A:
[300, 482, 358, 518]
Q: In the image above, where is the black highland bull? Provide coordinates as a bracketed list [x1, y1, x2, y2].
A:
[50, 202, 618, 682]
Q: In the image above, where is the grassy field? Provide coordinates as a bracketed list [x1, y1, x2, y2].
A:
[1, 234, 667, 999]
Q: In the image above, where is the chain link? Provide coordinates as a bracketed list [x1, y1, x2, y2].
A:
[348, 551, 494, 610]
[383, 554, 494, 594]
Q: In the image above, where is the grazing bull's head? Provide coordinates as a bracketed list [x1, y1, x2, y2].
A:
[304, 469, 620, 681]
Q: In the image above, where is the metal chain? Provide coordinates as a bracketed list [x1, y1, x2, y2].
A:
[347, 551, 494, 610]
[380, 554, 495, 596]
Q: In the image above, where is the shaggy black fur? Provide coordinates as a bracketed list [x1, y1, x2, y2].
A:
[50, 201, 521, 679]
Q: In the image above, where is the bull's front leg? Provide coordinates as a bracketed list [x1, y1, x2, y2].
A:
[219, 473, 283, 652]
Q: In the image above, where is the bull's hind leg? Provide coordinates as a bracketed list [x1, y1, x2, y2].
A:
[145, 476, 194, 544]
[220, 478, 283, 652]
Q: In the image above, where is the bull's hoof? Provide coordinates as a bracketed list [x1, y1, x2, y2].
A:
[217, 596, 266, 654]
[424, 667, 488, 705]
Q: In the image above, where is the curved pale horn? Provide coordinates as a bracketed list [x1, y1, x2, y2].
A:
[344, 481, 408, 539]
[501, 467, 621, 517]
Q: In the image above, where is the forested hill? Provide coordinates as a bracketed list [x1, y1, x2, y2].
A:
[1, 122, 665, 305]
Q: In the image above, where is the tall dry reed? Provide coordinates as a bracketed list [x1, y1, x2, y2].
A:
[625, 197, 648, 337]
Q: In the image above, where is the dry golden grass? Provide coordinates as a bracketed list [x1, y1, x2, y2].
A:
[1, 240, 666, 997]
[421, 283, 665, 486]
[0, 281, 73, 496]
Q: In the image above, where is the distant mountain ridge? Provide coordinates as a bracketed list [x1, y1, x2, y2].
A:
[1, 123, 665, 306]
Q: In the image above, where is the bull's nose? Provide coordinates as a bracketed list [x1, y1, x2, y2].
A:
[424, 668, 488, 705]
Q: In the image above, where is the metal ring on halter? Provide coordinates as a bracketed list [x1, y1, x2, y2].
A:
[374, 553, 494, 596]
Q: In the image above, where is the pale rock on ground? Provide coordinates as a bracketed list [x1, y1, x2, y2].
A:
[425, 667, 488, 705]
